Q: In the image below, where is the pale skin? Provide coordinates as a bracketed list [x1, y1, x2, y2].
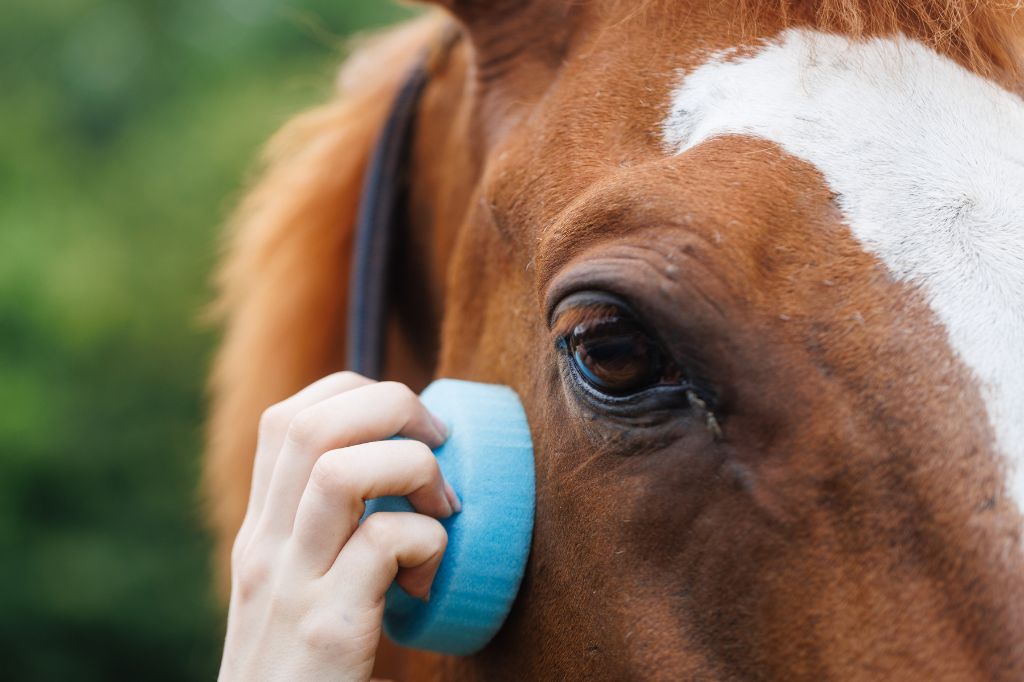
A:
[218, 373, 461, 681]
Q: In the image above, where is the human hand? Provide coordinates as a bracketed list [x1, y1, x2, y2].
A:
[218, 373, 459, 681]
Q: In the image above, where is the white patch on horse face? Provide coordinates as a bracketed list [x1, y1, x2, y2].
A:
[663, 29, 1024, 512]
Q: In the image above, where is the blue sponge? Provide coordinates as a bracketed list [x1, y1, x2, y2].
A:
[362, 379, 535, 656]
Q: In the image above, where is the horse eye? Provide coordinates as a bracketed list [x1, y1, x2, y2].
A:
[558, 303, 676, 397]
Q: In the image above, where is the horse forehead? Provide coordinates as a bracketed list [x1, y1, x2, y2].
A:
[661, 28, 1024, 510]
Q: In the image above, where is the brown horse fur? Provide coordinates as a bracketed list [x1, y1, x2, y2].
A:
[206, 0, 1024, 679]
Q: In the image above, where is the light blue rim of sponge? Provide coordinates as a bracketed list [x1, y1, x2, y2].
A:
[362, 379, 535, 656]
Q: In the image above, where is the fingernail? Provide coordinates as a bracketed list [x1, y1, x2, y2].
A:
[444, 480, 462, 514]
[430, 413, 448, 442]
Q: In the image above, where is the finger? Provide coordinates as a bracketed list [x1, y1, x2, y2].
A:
[245, 372, 374, 527]
[288, 440, 455, 576]
[258, 382, 447, 538]
[329, 512, 448, 605]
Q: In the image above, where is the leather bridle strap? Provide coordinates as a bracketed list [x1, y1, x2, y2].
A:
[345, 57, 431, 379]
[346, 27, 461, 378]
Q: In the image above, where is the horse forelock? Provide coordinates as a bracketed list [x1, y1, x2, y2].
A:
[736, 0, 1024, 81]
[582, 0, 1024, 78]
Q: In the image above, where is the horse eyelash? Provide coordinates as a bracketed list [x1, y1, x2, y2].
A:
[550, 303, 625, 338]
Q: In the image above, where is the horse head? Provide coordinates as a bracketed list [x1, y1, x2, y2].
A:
[207, 1, 1024, 679]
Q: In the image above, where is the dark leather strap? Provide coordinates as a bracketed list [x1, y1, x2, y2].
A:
[347, 27, 461, 378]
[346, 58, 431, 378]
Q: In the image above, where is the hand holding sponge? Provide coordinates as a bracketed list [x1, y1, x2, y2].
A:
[363, 380, 535, 656]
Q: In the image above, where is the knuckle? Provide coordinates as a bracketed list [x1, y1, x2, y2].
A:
[234, 547, 274, 602]
[309, 454, 365, 519]
[286, 407, 322, 447]
[380, 381, 418, 410]
[330, 370, 362, 385]
[299, 612, 374, 652]
[258, 401, 292, 437]
[408, 443, 440, 482]
[426, 518, 449, 552]
[309, 453, 351, 496]
[359, 513, 397, 555]
[230, 526, 251, 572]
[299, 615, 338, 650]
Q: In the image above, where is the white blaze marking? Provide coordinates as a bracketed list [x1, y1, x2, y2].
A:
[663, 29, 1024, 511]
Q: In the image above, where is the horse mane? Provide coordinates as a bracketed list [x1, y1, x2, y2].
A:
[203, 10, 449, 593]
[750, 0, 1024, 79]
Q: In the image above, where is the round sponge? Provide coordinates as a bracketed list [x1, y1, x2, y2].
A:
[362, 379, 535, 656]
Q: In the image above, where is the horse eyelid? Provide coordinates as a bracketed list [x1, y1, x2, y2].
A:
[548, 290, 635, 328]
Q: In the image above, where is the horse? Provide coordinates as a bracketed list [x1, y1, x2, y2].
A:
[204, 0, 1024, 679]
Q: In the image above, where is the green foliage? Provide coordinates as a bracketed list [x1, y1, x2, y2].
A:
[0, 1, 414, 678]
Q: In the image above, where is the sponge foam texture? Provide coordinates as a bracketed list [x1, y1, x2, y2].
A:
[362, 379, 535, 656]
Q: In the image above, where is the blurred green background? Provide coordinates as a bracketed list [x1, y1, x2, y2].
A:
[0, 1, 413, 679]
